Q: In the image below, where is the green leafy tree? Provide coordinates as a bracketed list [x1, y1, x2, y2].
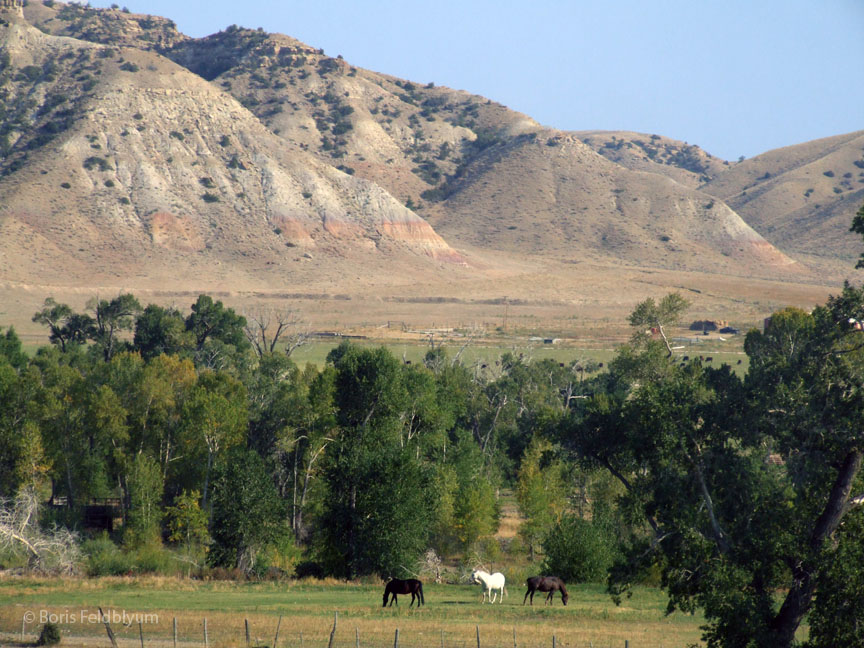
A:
[165, 490, 211, 571]
[541, 514, 616, 583]
[209, 447, 287, 571]
[185, 295, 249, 353]
[31, 298, 94, 352]
[516, 437, 568, 560]
[124, 453, 163, 547]
[559, 289, 864, 648]
[627, 293, 689, 356]
[807, 508, 864, 647]
[178, 372, 247, 509]
[133, 304, 190, 359]
[849, 200, 864, 268]
[0, 326, 28, 369]
[88, 293, 142, 361]
[317, 344, 434, 577]
[318, 440, 434, 578]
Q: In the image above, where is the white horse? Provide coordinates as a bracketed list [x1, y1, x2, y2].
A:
[471, 569, 507, 604]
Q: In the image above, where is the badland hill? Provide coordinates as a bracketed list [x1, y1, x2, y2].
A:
[0, 1, 861, 339]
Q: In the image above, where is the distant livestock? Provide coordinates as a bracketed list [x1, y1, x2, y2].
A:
[523, 576, 568, 606]
[471, 570, 507, 604]
[382, 578, 424, 607]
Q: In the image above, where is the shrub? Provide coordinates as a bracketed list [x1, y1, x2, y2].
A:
[201, 193, 220, 203]
[169, 130, 184, 141]
[199, 177, 215, 188]
[130, 541, 175, 574]
[823, 170, 835, 178]
[60, 182, 71, 189]
[541, 514, 616, 583]
[37, 623, 61, 646]
[83, 156, 111, 171]
[82, 534, 131, 576]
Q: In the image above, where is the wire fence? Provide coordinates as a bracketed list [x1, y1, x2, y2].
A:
[4, 610, 685, 648]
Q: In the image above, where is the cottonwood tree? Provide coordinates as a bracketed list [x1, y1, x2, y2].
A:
[627, 293, 689, 356]
[209, 447, 287, 571]
[317, 344, 434, 577]
[32, 298, 94, 352]
[516, 437, 568, 561]
[88, 293, 142, 361]
[559, 288, 864, 648]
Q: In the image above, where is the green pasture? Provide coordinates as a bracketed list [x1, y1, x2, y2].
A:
[289, 340, 748, 375]
[0, 577, 705, 648]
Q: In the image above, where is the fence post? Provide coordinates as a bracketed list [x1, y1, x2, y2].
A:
[299, 631, 303, 648]
[355, 627, 360, 648]
[513, 628, 516, 648]
[552, 635, 556, 648]
[21, 616, 25, 642]
[327, 612, 338, 648]
[173, 618, 177, 648]
[204, 618, 209, 648]
[476, 625, 481, 648]
[394, 628, 399, 648]
[441, 628, 445, 648]
[98, 607, 119, 648]
[139, 621, 145, 648]
[273, 615, 282, 648]
[625, 642, 629, 648]
[245, 619, 251, 648]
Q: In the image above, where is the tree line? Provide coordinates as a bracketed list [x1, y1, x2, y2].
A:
[1, 278, 864, 647]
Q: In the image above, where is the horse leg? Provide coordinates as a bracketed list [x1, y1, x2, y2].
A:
[545, 590, 553, 606]
[490, 589, 497, 604]
[523, 588, 531, 605]
[390, 593, 397, 607]
[410, 592, 416, 608]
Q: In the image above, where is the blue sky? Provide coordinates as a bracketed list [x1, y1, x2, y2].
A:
[86, 0, 864, 161]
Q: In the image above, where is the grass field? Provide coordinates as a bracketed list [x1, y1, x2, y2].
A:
[0, 577, 705, 648]
[288, 339, 749, 376]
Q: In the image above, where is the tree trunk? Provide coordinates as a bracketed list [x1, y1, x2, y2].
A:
[769, 449, 863, 646]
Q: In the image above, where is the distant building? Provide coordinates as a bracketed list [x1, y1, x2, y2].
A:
[689, 319, 729, 332]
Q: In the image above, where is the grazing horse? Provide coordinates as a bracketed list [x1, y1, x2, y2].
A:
[523, 576, 568, 606]
[382, 578, 425, 607]
[471, 569, 507, 604]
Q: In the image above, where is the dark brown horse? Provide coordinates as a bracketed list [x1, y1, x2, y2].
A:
[523, 576, 568, 606]
[382, 578, 425, 607]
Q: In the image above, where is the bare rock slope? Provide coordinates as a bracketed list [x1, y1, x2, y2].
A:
[0, 11, 461, 291]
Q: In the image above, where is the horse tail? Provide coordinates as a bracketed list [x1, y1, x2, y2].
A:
[419, 581, 425, 605]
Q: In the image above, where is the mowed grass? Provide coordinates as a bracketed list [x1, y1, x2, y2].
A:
[0, 577, 705, 648]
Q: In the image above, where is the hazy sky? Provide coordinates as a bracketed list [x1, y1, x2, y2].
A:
[86, 0, 864, 161]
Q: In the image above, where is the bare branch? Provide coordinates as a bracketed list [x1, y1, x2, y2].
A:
[243, 306, 308, 358]
[0, 489, 80, 574]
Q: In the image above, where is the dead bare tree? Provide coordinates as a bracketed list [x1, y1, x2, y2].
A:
[244, 307, 308, 358]
[0, 488, 80, 574]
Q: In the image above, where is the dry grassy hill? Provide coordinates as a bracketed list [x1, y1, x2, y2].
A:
[1, 1, 861, 340]
[701, 131, 864, 268]
[424, 131, 798, 278]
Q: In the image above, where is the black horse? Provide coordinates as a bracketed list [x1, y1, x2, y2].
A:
[523, 576, 568, 606]
[382, 578, 425, 607]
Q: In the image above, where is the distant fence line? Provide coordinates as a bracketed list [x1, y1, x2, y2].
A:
[7, 610, 670, 648]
